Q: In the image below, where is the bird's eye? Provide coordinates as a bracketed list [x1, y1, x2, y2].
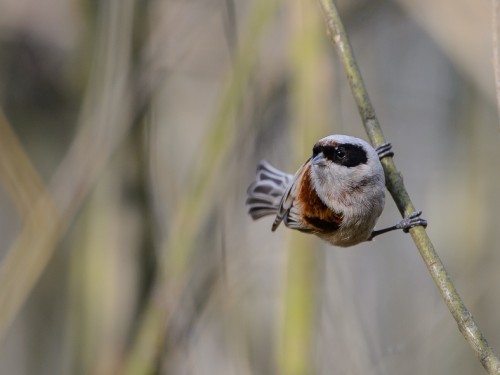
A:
[335, 147, 346, 159]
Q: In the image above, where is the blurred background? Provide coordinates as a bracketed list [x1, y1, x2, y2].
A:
[0, 0, 499, 374]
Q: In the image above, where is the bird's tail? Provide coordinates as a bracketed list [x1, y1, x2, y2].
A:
[246, 161, 293, 220]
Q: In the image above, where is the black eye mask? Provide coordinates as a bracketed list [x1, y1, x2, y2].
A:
[313, 143, 368, 167]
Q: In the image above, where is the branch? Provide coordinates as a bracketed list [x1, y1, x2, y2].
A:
[317, 0, 500, 373]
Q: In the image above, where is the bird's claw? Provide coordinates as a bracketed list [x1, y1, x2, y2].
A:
[397, 210, 428, 233]
[376, 143, 394, 160]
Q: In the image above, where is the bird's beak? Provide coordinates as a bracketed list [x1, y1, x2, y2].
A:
[312, 152, 327, 167]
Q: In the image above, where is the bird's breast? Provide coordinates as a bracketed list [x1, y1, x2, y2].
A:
[296, 165, 343, 232]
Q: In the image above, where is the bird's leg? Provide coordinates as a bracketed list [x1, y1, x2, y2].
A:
[369, 211, 427, 240]
[376, 143, 394, 160]
[372, 144, 427, 240]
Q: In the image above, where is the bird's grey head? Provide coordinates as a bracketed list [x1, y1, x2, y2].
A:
[310, 135, 384, 204]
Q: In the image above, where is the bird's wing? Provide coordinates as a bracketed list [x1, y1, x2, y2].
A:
[271, 158, 310, 231]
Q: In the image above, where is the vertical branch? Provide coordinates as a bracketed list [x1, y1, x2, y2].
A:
[317, 0, 500, 374]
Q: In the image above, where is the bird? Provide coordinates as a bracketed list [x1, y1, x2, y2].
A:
[246, 134, 426, 247]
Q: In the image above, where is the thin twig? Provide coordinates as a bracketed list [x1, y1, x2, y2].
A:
[493, 0, 500, 129]
[317, 0, 500, 373]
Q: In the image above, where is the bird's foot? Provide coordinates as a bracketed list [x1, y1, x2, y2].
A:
[376, 143, 394, 160]
[397, 210, 428, 233]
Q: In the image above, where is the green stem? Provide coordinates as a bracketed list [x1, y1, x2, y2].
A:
[317, 0, 500, 373]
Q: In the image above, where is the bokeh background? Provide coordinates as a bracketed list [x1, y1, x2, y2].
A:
[0, 0, 499, 374]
